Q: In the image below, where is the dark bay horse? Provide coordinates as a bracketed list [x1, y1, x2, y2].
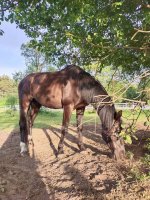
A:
[18, 65, 125, 160]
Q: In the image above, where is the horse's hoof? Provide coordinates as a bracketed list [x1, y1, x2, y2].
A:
[78, 144, 86, 151]
[20, 151, 29, 157]
[57, 148, 64, 155]
[113, 149, 126, 161]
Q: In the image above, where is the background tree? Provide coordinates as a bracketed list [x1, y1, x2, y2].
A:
[0, 75, 17, 97]
[124, 86, 139, 100]
[21, 43, 49, 73]
[12, 71, 25, 84]
[13, 43, 56, 83]
[6, 95, 17, 109]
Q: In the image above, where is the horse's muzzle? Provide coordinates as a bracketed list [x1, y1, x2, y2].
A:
[108, 137, 126, 160]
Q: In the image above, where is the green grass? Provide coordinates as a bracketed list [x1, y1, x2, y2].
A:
[122, 109, 149, 123]
[0, 109, 99, 131]
[0, 110, 19, 130]
[0, 108, 148, 131]
[34, 110, 99, 128]
[0, 97, 7, 106]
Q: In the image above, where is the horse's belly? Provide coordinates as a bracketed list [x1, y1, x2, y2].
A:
[35, 95, 62, 109]
[41, 102, 62, 109]
[46, 99, 62, 109]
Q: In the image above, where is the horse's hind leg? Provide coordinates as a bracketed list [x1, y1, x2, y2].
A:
[76, 107, 85, 151]
[28, 100, 41, 145]
[58, 105, 73, 154]
[19, 100, 30, 155]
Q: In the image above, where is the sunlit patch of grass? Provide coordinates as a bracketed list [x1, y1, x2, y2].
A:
[33, 110, 63, 128]
[0, 109, 100, 131]
[34, 109, 100, 128]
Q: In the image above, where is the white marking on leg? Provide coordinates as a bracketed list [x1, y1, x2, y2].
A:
[20, 142, 28, 154]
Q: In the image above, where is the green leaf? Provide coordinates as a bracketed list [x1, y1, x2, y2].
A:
[125, 135, 132, 144]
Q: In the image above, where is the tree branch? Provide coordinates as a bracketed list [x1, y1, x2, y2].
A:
[131, 28, 150, 40]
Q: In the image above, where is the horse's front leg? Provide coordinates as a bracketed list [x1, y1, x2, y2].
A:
[58, 105, 73, 154]
[76, 107, 85, 151]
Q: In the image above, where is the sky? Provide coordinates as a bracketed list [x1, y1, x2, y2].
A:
[0, 22, 29, 78]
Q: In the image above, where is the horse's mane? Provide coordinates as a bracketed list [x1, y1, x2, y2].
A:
[61, 65, 87, 79]
[64, 65, 106, 90]
[62, 65, 103, 89]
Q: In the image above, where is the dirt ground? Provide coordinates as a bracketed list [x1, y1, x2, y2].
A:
[0, 124, 150, 200]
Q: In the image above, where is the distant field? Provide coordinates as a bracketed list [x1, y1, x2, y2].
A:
[0, 108, 149, 131]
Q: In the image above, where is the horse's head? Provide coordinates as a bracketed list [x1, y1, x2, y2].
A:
[102, 110, 126, 160]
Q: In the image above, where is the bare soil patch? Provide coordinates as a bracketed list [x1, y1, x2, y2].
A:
[0, 124, 150, 200]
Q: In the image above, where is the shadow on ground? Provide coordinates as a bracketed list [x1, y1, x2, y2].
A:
[0, 130, 51, 200]
[0, 124, 149, 200]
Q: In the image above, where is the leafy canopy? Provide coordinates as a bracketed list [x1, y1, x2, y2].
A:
[0, 1, 150, 73]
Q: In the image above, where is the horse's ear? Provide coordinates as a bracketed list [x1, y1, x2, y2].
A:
[114, 110, 122, 120]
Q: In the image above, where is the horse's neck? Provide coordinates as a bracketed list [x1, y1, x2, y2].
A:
[99, 105, 115, 131]
[91, 84, 109, 103]
[86, 80, 115, 131]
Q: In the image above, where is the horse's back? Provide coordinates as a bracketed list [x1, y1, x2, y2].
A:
[18, 65, 106, 109]
[18, 65, 84, 95]
[18, 66, 83, 108]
